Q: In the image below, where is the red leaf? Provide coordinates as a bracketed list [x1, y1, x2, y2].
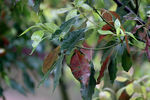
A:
[80, 42, 93, 61]
[70, 49, 90, 86]
[97, 51, 113, 84]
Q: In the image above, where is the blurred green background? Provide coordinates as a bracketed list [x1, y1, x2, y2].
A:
[0, 0, 150, 100]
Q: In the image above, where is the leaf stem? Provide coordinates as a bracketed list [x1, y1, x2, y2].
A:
[76, 43, 119, 51]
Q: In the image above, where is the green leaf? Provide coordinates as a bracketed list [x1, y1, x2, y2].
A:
[126, 32, 138, 41]
[108, 58, 117, 83]
[98, 30, 113, 35]
[114, 19, 121, 28]
[81, 3, 92, 11]
[126, 83, 134, 96]
[114, 19, 121, 36]
[61, 28, 85, 54]
[56, 7, 72, 14]
[23, 71, 35, 93]
[38, 63, 56, 88]
[74, 0, 86, 7]
[53, 55, 64, 91]
[66, 9, 77, 21]
[131, 40, 146, 49]
[30, 30, 44, 54]
[122, 48, 132, 72]
[43, 23, 59, 33]
[19, 25, 39, 36]
[10, 79, 26, 95]
[52, 17, 77, 39]
[80, 62, 96, 100]
[0, 86, 3, 97]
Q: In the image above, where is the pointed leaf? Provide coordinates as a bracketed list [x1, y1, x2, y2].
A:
[42, 46, 60, 73]
[61, 29, 85, 54]
[108, 58, 117, 83]
[80, 62, 96, 100]
[19, 25, 39, 36]
[97, 51, 113, 84]
[53, 55, 64, 91]
[122, 48, 132, 72]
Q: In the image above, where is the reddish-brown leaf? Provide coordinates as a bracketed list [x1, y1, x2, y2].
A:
[110, 11, 120, 20]
[125, 35, 130, 54]
[70, 49, 90, 86]
[42, 46, 60, 73]
[101, 9, 113, 22]
[98, 35, 106, 44]
[102, 22, 114, 31]
[97, 51, 113, 84]
[80, 42, 93, 61]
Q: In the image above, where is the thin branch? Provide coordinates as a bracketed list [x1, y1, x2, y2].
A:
[92, 7, 115, 30]
[113, 0, 145, 25]
[76, 43, 119, 51]
[78, 8, 100, 28]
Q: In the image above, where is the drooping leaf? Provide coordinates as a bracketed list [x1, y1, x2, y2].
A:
[30, 30, 44, 54]
[122, 48, 132, 72]
[61, 28, 85, 54]
[10, 79, 26, 95]
[42, 46, 60, 73]
[97, 50, 113, 84]
[38, 63, 56, 87]
[23, 71, 35, 93]
[108, 58, 117, 83]
[53, 55, 64, 91]
[70, 49, 90, 85]
[19, 25, 40, 36]
[80, 62, 96, 100]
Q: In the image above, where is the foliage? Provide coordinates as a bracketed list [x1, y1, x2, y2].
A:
[1, 0, 150, 100]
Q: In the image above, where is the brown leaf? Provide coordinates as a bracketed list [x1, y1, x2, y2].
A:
[101, 9, 113, 22]
[110, 11, 120, 20]
[97, 51, 113, 84]
[42, 46, 60, 73]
